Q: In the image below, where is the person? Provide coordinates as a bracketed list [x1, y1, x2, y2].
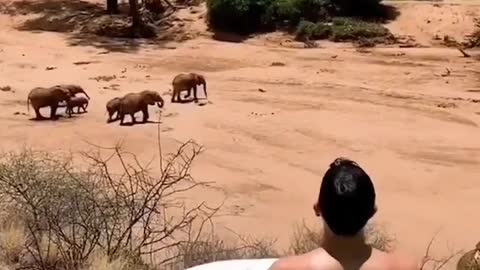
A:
[268, 157, 419, 270]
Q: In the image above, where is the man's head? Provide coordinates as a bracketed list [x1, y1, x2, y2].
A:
[313, 158, 376, 236]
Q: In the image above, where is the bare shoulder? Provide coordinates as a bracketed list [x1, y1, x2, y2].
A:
[268, 255, 311, 270]
[268, 249, 333, 270]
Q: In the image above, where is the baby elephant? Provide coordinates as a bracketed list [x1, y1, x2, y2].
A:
[106, 97, 121, 123]
[65, 96, 89, 117]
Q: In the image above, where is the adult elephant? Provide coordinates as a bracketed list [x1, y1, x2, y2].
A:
[54, 84, 90, 99]
[27, 86, 73, 120]
[171, 73, 207, 103]
[118, 90, 164, 125]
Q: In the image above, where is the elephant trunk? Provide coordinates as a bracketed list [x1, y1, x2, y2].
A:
[203, 81, 207, 98]
[82, 90, 91, 100]
[27, 96, 30, 113]
[156, 98, 164, 108]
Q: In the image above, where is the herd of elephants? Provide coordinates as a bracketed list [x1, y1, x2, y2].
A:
[25, 72, 207, 125]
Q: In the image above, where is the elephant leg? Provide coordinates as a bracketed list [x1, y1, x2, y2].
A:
[177, 89, 183, 102]
[131, 113, 136, 124]
[184, 88, 191, 98]
[66, 106, 72, 118]
[34, 107, 44, 119]
[120, 112, 125, 125]
[50, 105, 59, 120]
[193, 85, 198, 102]
[142, 107, 149, 123]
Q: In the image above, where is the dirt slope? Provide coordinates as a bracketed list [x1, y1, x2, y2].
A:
[1, 0, 480, 267]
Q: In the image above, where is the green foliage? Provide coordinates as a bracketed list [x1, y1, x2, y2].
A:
[295, 17, 391, 43]
[295, 20, 331, 41]
[205, 0, 393, 46]
[206, 0, 275, 34]
[206, 0, 335, 33]
[330, 17, 390, 41]
[332, 0, 382, 16]
[267, 0, 333, 26]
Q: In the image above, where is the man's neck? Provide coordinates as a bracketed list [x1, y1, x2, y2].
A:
[321, 228, 371, 258]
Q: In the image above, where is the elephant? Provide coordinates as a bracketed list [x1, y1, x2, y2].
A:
[456, 241, 480, 270]
[106, 97, 122, 123]
[65, 96, 89, 116]
[118, 90, 164, 125]
[54, 84, 90, 99]
[171, 73, 207, 103]
[27, 86, 73, 120]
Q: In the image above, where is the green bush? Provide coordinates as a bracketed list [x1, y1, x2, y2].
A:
[332, 0, 383, 17]
[206, 0, 274, 34]
[295, 20, 331, 41]
[267, 0, 333, 26]
[206, 0, 335, 33]
[295, 17, 391, 43]
[205, 0, 389, 34]
[330, 17, 391, 41]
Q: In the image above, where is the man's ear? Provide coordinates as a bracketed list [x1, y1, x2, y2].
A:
[370, 205, 378, 217]
[313, 202, 321, 217]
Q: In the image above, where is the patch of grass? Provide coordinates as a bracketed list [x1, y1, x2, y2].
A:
[295, 20, 331, 41]
[330, 17, 392, 42]
[172, 234, 279, 269]
[0, 220, 26, 264]
[295, 17, 393, 45]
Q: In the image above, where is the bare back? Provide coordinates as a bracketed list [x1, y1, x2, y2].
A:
[268, 248, 418, 270]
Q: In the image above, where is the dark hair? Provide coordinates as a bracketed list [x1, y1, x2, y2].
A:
[318, 158, 376, 236]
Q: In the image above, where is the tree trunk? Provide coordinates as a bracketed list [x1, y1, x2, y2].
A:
[129, 0, 141, 27]
[106, 0, 118, 14]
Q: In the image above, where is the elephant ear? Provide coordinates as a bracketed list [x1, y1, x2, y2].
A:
[197, 74, 205, 84]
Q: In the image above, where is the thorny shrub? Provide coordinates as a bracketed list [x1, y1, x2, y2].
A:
[0, 140, 219, 270]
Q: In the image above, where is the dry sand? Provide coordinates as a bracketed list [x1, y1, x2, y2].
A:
[1, 0, 480, 267]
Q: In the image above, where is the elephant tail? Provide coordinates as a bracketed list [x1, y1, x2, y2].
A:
[203, 82, 207, 98]
[26, 95, 30, 113]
